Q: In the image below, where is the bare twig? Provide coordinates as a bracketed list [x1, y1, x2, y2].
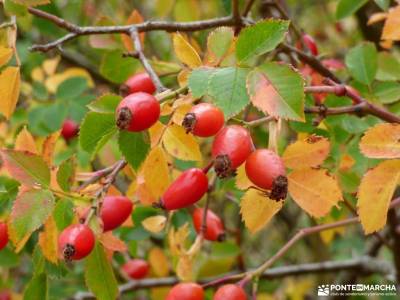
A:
[243, 0, 257, 16]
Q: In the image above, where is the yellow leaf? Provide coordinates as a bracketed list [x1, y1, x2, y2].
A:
[235, 164, 253, 190]
[0, 47, 13, 67]
[149, 121, 166, 147]
[12, 0, 50, 6]
[282, 135, 330, 169]
[42, 56, 60, 76]
[38, 216, 58, 264]
[357, 160, 400, 234]
[45, 68, 93, 93]
[0, 66, 20, 119]
[172, 103, 192, 125]
[148, 247, 170, 277]
[288, 168, 342, 218]
[176, 254, 194, 281]
[339, 153, 355, 171]
[172, 33, 202, 68]
[168, 223, 189, 256]
[15, 127, 38, 154]
[31, 67, 44, 82]
[240, 189, 283, 234]
[99, 231, 128, 252]
[121, 10, 145, 52]
[143, 146, 170, 199]
[163, 124, 202, 161]
[382, 5, 400, 41]
[142, 215, 167, 233]
[359, 123, 400, 159]
[42, 131, 60, 166]
[319, 214, 346, 244]
[177, 69, 190, 87]
[367, 12, 387, 25]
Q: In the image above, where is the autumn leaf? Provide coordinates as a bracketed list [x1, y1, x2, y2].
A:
[142, 215, 167, 233]
[42, 131, 60, 166]
[235, 164, 253, 190]
[38, 216, 58, 264]
[240, 189, 283, 234]
[168, 223, 190, 256]
[43, 56, 61, 76]
[357, 159, 400, 234]
[15, 127, 38, 154]
[163, 124, 202, 161]
[206, 27, 235, 66]
[45, 67, 93, 93]
[142, 146, 170, 200]
[359, 123, 400, 159]
[282, 135, 330, 169]
[0, 47, 13, 67]
[121, 10, 145, 52]
[99, 231, 128, 253]
[148, 247, 170, 277]
[382, 5, 400, 42]
[11, 0, 50, 6]
[172, 33, 202, 68]
[288, 168, 342, 218]
[0, 66, 20, 119]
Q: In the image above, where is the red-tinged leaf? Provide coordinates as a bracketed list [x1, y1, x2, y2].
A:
[99, 231, 127, 253]
[0, 149, 50, 187]
[121, 10, 145, 52]
[9, 189, 55, 252]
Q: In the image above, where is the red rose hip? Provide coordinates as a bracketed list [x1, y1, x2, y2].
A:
[159, 168, 208, 210]
[61, 119, 79, 141]
[100, 196, 133, 231]
[122, 259, 149, 279]
[302, 34, 318, 56]
[0, 223, 8, 250]
[120, 72, 156, 96]
[182, 103, 224, 137]
[192, 208, 225, 241]
[212, 125, 254, 178]
[166, 283, 204, 300]
[213, 284, 247, 300]
[245, 149, 287, 200]
[116, 92, 160, 132]
[58, 224, 95, 260]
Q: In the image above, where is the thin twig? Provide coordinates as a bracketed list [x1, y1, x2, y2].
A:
[243, 0, 257, 16]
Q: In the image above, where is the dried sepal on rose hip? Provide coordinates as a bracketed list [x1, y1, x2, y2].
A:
[182, 103, 225, 137]
[116, 92, 160, 132]
[213, 284, 247, 300]
[166, 282, 205, 300]
[245, 149, 288, 201]
[122, 259, 149, 279]
[192, 208, 225, 242]
[58, 224, 95, 261]
[100, 196, 133, 231]
[156, 168, 209, 210]
[119, 72, 156, 96]
[212, 125, 254, 178]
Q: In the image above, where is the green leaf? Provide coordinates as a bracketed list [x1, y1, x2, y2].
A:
[208, 67, 250, 117]
[0, 247, 20, 267]
[247, 62, 305, 121]
[100, 50, 140, 84]
[345, 42, 377, 86]
[207, 27, 234, 63]
[373, 81, 400, 104]
[377, 52, 400, 81]
[53, 198, 74, 231]
[336, 0, 368, 19]
[374, 0, 390, 11]
[236, 20, 289, 64]
[56, 77, 88, 101]
[87, 94, 122, 114]
[188, 67, 216, 98]
[118, 131, 149, 171]
[23, 273, 48, 300]
[9, 189, 55, 252]
[56, 157, 75, 192]
[79, 112, 117, 156]
[0, 149, 50, 187]
[84, 243, 118, 300]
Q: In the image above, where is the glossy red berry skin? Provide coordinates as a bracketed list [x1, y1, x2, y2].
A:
[213, 284, 247, 300]
[192, 208, 225, 242]
[166, 283, 204, 300]
[116, 92, 160, 132]
[122, 259, 149, 279]
[182, 103, 224, 137]
[245, 149, 286, 190]
[0, 290, 11, 300]
[302, 34, 318, 56]
[100, 196, 133, 231]
[212, 125, 254, 177]
[61, 119, 79, 141]
[0, 223, 8, 250]
[161, 168, 208, 210]
[121, 72, 156, 96]
[58, 224, 95, 260]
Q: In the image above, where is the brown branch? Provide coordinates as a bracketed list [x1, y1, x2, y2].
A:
[243, 0, 257, 16]
[71, 256, 394, 299]
[129, 27, 166, 92]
